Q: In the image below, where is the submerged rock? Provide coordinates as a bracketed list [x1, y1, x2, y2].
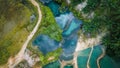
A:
[15, 60, 32, 68]
[23, 49, 40, 67]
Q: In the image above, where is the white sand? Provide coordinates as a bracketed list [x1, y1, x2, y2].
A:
[75, 33, 105, 52]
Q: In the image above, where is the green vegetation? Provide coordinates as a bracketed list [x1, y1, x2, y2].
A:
[54, 0, 120, 59]
[68, 0, 120, 58]
[0, 0, 38, 65]
[28, 44, 62, 67]
[39, 4, 62, 41]
[82, 0, 120, 58]
[32, 1, 62, 41]
[27, 1, 63, 66]
[82, 0, 100, 13]
[71, 0, 85, 6]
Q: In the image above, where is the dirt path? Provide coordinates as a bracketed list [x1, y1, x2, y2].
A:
[8, 0, 42, 68]
[87, 46, 93, 68]
[97, 47, 105, 68]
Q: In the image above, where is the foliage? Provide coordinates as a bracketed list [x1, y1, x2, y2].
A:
[35, 1, 62, 41]
[70, 0, 120, 58]
[82, 0, 100, 13]
[56, 0, 120, 58]
[0, 0, 38, 65]
[28, 44, 62, 67]
[27, 1, 63, 66]
[100, 0, 120, 58]
[70, 0, 85, 6]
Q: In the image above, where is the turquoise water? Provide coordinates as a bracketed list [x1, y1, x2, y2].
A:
[43, 61, 60, 68]
[33, 35, 60, 55]
[46, 1, 60, 16]
[33, 0, 119, 68]
[100, 55, 117, 68]
[55, 12, 74, 29]
[77, 48, 91, 68]
[77, 46, 117, 68]
[62, 18, 82, 37]
[40, 0, 52, 4]
[89, 46, 103, 68]
[64, 65, 73, 68]
[33, 0, 82, 57]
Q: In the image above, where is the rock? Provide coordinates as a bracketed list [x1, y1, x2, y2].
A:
[15, 60, 32, 68]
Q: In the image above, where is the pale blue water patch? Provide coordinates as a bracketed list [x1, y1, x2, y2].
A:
[32, 35, 60, 55]
[89, 45, 103, 68]
[77, 48, 91, 68]
[43, 61, 60, 68]
[64, 65, 73, 68]
[100, 55, 117, 68]
[62, 34, 78, 54]
[62, 18, 82, 37]
[55, 12, 74, 29]
[59, 34, 78, 61]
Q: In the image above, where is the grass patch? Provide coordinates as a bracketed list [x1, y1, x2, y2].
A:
[0, 0, 38, 65]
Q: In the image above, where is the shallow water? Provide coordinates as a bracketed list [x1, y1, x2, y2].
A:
[45, 1, 60, 16]
[64, 65, 73, 68]
[89, 46, 103, 68]
[55, 12, 74, 29]
[33, 35, 60, 55]
[33, 0, 82, 58]
[62, 18, 82, 37]
[77, 48, 91, 68]
[33, 0, 118, 68]
[100, 55, 117, 68]
[43, 61, 60, 68]
[77, 46, 117, 68]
